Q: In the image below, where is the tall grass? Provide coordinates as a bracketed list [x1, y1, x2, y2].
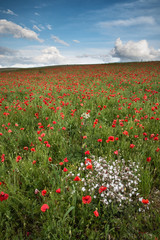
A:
[0, 62, 160, 239]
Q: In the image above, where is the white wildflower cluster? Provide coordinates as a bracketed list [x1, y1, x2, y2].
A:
[81, 112, 90, 119]
[78, 156, 141, 208]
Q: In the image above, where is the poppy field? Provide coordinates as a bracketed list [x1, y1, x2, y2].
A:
[0, 61, 160, 239]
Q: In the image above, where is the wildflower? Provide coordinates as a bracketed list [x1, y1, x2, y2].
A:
[142, 199, 149, 204]
[63, 167, 68, 172]
[32, 160, 36, 164]
[41, 133, 45, 138]
[46, 143, 51, 147]
[130, 144, 135, 149]
[35, 189, 39, 194]
[41, 204, 49, 212]
[146, 157, 151, 162]
[74, 176, 81, 181]
[31, 148, 36, 152]
[56, 188, 61, 193]
[94, 210, 99, 217]
[123, 131, 129, 136]
[114, 150, 118, 155]
[0, 191, 9, 201]
[108, 136, 114, 142]
[64, 157, 69, 162]
[82, 195, 92, 204]
[99, 186, 107, 194]
[16, 156, 22, 162]
[85, 158, 92, 165]
[97, 139, 102, 142]
[48, 157, 52, 162]
[86, 164, 93, 170]
[41, 190, 47, 196]
[85, 150, 90, 155]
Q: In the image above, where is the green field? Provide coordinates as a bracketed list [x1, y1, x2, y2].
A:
[0, 62, 160, 239]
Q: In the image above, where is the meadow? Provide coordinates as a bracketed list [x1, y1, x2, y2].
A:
[0, 61, 160, 240]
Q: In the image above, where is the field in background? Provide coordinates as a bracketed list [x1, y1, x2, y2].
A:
[0, 62, 160, 239]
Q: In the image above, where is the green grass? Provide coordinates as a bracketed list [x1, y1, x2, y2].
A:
[0, 62, 160, 239]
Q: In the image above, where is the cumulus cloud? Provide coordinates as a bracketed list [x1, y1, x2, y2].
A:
[73, 40, 80, 43]
[0, 45, 68, 68]
[98, 16, 155, 28]
[34, 46, 66, 65]
[111, 38, 160, 61]
[51, 35, 69, 47]
[1, 9, 17, 16]
[0, 19, 43, 42]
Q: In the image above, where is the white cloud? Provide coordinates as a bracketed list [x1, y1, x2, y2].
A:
[111, 38, 160, 61]
[34, 46, 66, 65]
[46, 24, 52, 30]
[1, 9, 17, 16]
[51, 35, 69, 47]
[73, 40, 80, 43]
[98, 16, 155, 28]
[33, 25, 41, 32]
[0, 19, 43, 42]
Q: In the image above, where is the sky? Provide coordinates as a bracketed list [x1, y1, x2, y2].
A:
[0, 0, 160, 68]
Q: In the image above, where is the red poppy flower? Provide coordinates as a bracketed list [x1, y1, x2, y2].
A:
[41, 204, 49, 212]
[114, 150, 118, 155]
[86, 164, 93, 170]
[73, 176, 81, 181]
[130, 144, 135, 149]
[63, 167, 68, 172]
[0, 191, 9, 201]
[48, 157, 52, 162]
[82, 195, 92, 204]
[85, 150, 90, 155]
[108, 136, 114, 142]
[142, 199, 149, 204]
[41, 190, 47, 196]
[41, 133, 45, 138]
[123, 131, 129, 136]
[46, 143, 51, 147]
[31, 148, 36, 152]
[32, 160, 36, 164]
[64, 157, 68, 162]
[16, 156, 22, 162]
[99, 186, 107, 193]
[94, 210, 99, 217]
[97, 139, 102, 142]
[147, 157, 151, 162]
[56, 188, 61, 193]
[85, 158, 92, 165]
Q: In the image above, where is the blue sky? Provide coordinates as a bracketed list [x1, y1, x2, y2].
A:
[0, 0, 160, 67]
